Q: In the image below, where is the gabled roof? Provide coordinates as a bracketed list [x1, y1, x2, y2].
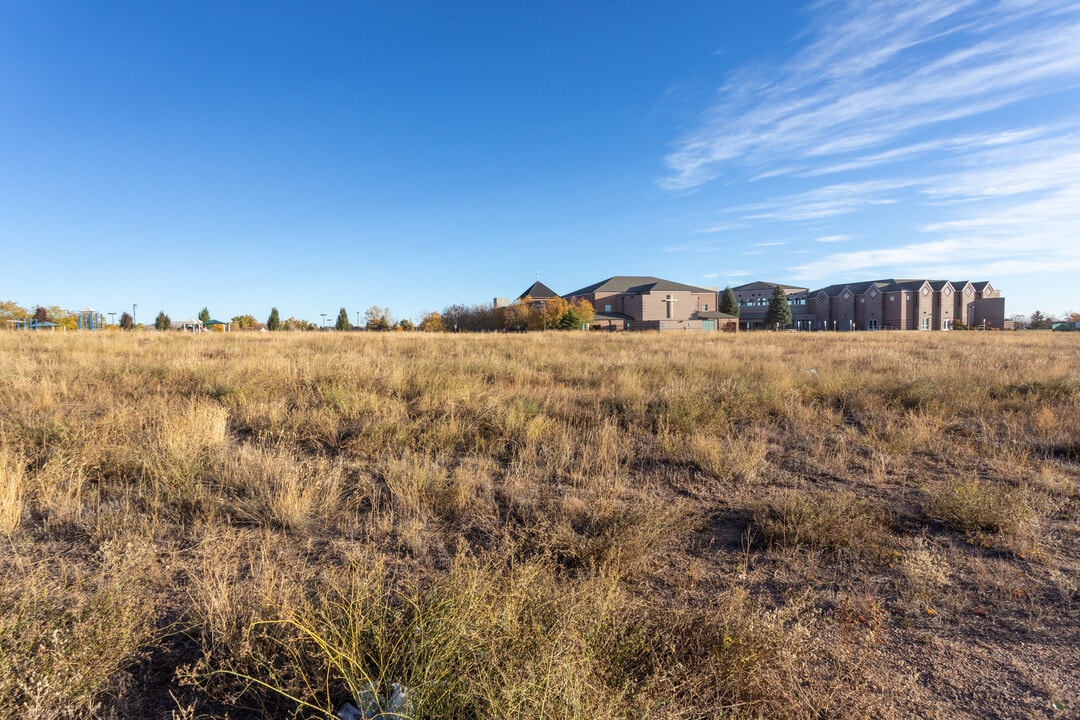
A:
[816, 281, 879, 297]
[881, 279, 931, 292]
[517, 280, 560, 300]
[564, 275, 715, 297]
[814, 279, 910, 297]
[732, 280, 808, 293]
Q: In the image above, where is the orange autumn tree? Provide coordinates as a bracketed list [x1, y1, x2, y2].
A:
[507, 296, 593, 330]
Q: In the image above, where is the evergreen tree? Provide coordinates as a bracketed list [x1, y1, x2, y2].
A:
[719, 287, 739, 317]
[267, 307, 281, 331]
[335, 307, 351, 331]
[763, 284, 792, 329]
[198, 307, 211, 323]
[154, 311, 171, 331]
[557, 306, 581, 330]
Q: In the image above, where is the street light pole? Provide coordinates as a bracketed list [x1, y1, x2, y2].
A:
[321, 313, 327, 330]
[132, 304, 137, 326]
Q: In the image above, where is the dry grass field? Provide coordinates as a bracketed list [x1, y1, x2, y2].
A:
[1, 330, 1077, 719]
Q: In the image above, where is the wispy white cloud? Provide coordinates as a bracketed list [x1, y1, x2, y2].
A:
[791, 182, 1080, 280]
[661, 0, 1080, 302]
[726, 180, 912, 221]
[661, 0, 1080, 190]
[692, 222, 742, 234]
[662, 240, 727, 253]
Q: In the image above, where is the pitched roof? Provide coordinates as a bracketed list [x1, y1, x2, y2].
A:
[517, 280, 560, 300]
[732, 280, 808, 293]
[564, 275, 715, 297]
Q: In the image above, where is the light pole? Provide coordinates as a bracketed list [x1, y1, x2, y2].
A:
[108, 312, 116, 327]
[321, 313, 327, 329]
[132, 304, 137, 326]
[356, 310, 360, 330]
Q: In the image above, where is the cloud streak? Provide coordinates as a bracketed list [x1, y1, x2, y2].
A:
[660, 0, 1080, 302]
[662, 0, 1080, 190]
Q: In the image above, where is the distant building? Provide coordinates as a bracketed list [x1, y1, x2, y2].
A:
[516, 281, 561, 302]
[809, 279, 1005, 331]
[563, 276, 736, 332]
[730, 281, 813, 330]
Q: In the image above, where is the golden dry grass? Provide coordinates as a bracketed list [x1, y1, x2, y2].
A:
[0, 329, 1078, 718]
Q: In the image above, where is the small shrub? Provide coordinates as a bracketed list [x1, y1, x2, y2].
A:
[751, 490, 890, 558]
[924, 477, 1035, 535]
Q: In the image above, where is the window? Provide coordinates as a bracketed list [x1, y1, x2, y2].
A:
[889, 296, 895, 302]
[944, 287, 952, 296]
[920, 317, 930, 330]
[702, 304, 709, 311]
[842, 291, 850, 300]
[943, 319, 952, 330]
[604, 304, 612, 313]
[868, 319, 879, 330]
[869, 289, 877, 298]
[922, 287, 930, 296]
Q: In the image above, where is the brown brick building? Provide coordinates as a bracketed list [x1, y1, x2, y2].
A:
[810, 279, 1005, 330]
[562, 276, 737, 332]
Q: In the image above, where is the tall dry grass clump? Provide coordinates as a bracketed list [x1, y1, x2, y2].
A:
[0, 446, 25, 536]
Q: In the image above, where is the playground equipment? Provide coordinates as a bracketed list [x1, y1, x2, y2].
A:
[77, 308, 106, 330]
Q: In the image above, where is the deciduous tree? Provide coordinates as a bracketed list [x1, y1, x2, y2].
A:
[232, 314, 263, 330]
[365, 306, 391, 331]
[39, 306, 77, 330]
[418, 311, 445, 332]
[284, 317, 317, 331]
[119, 312, 134, 330]
[0, 301, 28, 326]
[1028, 310, 1046, 329]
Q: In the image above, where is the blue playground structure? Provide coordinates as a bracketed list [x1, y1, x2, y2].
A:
[77, 308, 106, 330]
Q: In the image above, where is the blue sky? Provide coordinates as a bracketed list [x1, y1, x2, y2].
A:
[2, 1, 1077, 324]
